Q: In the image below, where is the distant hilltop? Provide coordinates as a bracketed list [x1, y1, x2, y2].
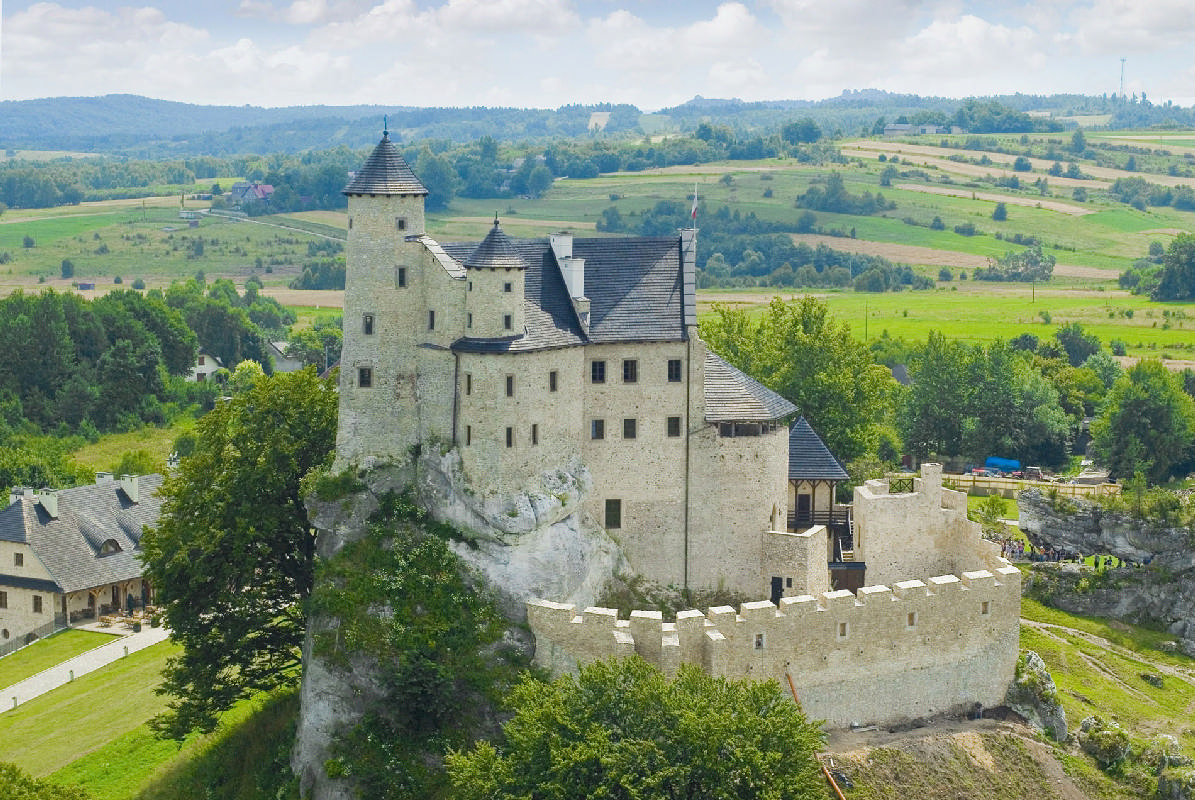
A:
[2, 91, 1190, 158]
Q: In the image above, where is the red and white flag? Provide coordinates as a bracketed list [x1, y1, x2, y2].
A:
[691, 182, 698, 222]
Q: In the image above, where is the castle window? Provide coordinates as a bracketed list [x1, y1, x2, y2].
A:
[198, 355, 205, 366]
[33, 595, 42, 614]
[358, 367, 373, 388]
[906, 612, 917, 628]
[605, 498, 622, 529]
[622, 359, 638, 383]
[466, 425, 472, 446]
[506, 427, 513, 448]
[504, 282, 512, 293]
[363, 314, 374, 335]
[837, 622, 848, 639]
[465, 373, 472, 395]
[396, 217, 406, 231]
[506, 375, 514, 397]
[428, 310, 435, 330]
[531, 424, 539, 445]
[623, 418, 637, 440]
[981, 601, 990, 616]
[348, 218, 353, 230]
[668, 359, 682, 382]
[14, 553, 23, 567]
[0, 591, 7, 609]
[549, 370, 558, 392]
[503, 314, 512, 330]
[591, 361, 606, 383]
[397, 267, 407, 288]
[467, 313, 473, 328]
[468, 281, 473, 291]
[786, 577, 792, 588]
[754, 633, 765, 650]
[591, 419, 605, 440]
[667, 416, 681, 437]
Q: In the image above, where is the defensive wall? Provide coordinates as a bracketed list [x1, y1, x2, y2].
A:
[528, 563, 1021, 728]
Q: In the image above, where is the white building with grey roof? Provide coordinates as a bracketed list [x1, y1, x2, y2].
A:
[0, 474, 161, 651]
[335, 132, 800, 597]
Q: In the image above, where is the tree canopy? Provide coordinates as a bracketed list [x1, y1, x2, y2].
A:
[140, 368, 337, 737]
[446, 657, 827, 800]
[700, 296, 897, 463]
[1090, 359, 1195, 484]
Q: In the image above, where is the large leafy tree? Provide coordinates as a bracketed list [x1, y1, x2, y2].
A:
[901, 331, 971, 459]
[141, 368, 337, 737]
[1090, 359, 1195, 483]
[447, 657, 826, 800]
[701, 296, 896, 462]
[1152, 233, 1195, 301]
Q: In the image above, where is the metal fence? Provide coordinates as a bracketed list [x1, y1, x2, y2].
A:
[0, 618, 66, 659]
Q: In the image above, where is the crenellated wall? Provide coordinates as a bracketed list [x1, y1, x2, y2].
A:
[528, 563, 1021, 727]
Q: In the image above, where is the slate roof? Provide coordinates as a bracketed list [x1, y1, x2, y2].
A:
[465, 222, 527, 271]
[342, 133, 428, 196]
[0, 476, 163, 594]
[788, 416, 849, 481]
[703, 352, 797, 423]
[445, 229, 686, 354]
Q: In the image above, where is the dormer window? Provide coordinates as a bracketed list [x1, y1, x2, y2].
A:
[99, 539, 122, 556]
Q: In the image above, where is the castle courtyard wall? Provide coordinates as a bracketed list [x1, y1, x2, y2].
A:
[528, 564, 1021, 727]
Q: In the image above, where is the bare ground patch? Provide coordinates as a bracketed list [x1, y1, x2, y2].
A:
[789, 234, 992, 268]
[260, 288, 344, 308]
[895, 183, 1095, 216]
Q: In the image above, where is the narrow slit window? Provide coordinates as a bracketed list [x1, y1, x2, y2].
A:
[465, 373, 472, 395]
[531, 424, 539, 445]
[466, 425, 472, 446]
[504, 314, 512, 330]
[396, 266, 407, 288]
[506, 427, 513, 448]
[549, 370, 558, 392]
[428, 310, 435, 330]
[506, 375, 514, 397]
[363, 314, 374, 335]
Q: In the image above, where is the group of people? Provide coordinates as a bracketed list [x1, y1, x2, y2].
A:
[999, 538, 1143, 570]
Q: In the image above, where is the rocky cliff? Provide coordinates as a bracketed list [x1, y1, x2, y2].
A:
[1018, 489, 1195, 655]
[290, 453, 623, 800]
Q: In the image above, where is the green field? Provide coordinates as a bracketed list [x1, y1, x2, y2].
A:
[0, 629, 118, 691]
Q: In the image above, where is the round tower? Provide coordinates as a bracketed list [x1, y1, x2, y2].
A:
[463, 218, 527, 339]
[336, 130, 430, 466]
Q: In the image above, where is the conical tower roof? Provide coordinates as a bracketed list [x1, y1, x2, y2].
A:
[343, 131, 428, 196]
[465, 218, 527, 270]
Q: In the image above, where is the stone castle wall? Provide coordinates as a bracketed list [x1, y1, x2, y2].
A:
[529, 563, 1021, 727]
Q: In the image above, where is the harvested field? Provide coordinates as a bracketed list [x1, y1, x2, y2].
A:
[261, 288, 344, 308]
[444, 216, 596, 230]
[894, 183, 1094, 216]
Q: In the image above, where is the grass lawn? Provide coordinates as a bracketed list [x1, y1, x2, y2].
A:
[68, 419, 194, 475]
[0, 640, 180, 777]
[0, 629, 119, 691]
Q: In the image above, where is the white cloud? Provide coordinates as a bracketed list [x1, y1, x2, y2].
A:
[1067, 0, 1195, 51]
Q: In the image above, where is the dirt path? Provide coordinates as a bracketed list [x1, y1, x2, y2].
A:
[1022, 618, 1195, 684]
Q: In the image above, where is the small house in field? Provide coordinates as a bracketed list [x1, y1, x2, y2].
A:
[269, 341, 305, 373]
[189, 349, 223, 382]
[0, 474, 162, 653]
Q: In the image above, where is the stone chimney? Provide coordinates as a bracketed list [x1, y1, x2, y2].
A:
[8, 486, 34, 506]
[679, 227, 697, 329]
[550, 231, 590, 333]
[119, 474, 140, 504]
[95, 472, 114, 484]
[37, 490, 58, 519]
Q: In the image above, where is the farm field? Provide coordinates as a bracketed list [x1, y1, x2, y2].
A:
[3, 134, 1195, 361]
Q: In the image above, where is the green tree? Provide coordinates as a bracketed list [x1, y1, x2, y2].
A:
[526, 164, 553, 198]
[447, 657, 826, 800]
[700, 296, 896, 461]
[1071, 130, 1086, 153]
[901, 331, 971, 459]
[0, 762, 91, 799]
[416, 147, 460, 210]
[1152, 233, 1195, 301]
[1090, 359, 1195, 483]
[141, 369, 338, 737]
[992, 202, 1007, 221]
[1055, 322, 1100, 367]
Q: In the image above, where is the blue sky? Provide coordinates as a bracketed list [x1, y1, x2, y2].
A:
[2, 0, 1193, 109]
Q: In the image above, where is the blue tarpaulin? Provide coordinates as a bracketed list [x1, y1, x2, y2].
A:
[985, 457, 1021, 473]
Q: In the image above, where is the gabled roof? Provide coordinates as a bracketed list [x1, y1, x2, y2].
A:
[703, 352, 797, 423]
[0, 475, 163, 594]
[788, 416, 848, 481]
[343, 133, 428, 196]
[445, 233, 686, 354]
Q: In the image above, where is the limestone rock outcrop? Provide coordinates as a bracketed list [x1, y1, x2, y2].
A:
[292, 455, 624, 800]
[1018, 490, 1195, 655]
[1005, 650, 1067, 741]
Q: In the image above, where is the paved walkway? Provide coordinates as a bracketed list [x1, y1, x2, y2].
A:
[1, 625, 171, 713]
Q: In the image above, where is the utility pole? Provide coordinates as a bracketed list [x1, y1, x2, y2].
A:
[1120, 58, 1126, 100]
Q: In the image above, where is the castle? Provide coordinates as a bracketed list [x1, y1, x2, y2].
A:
[333, 133, 1020, 726]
